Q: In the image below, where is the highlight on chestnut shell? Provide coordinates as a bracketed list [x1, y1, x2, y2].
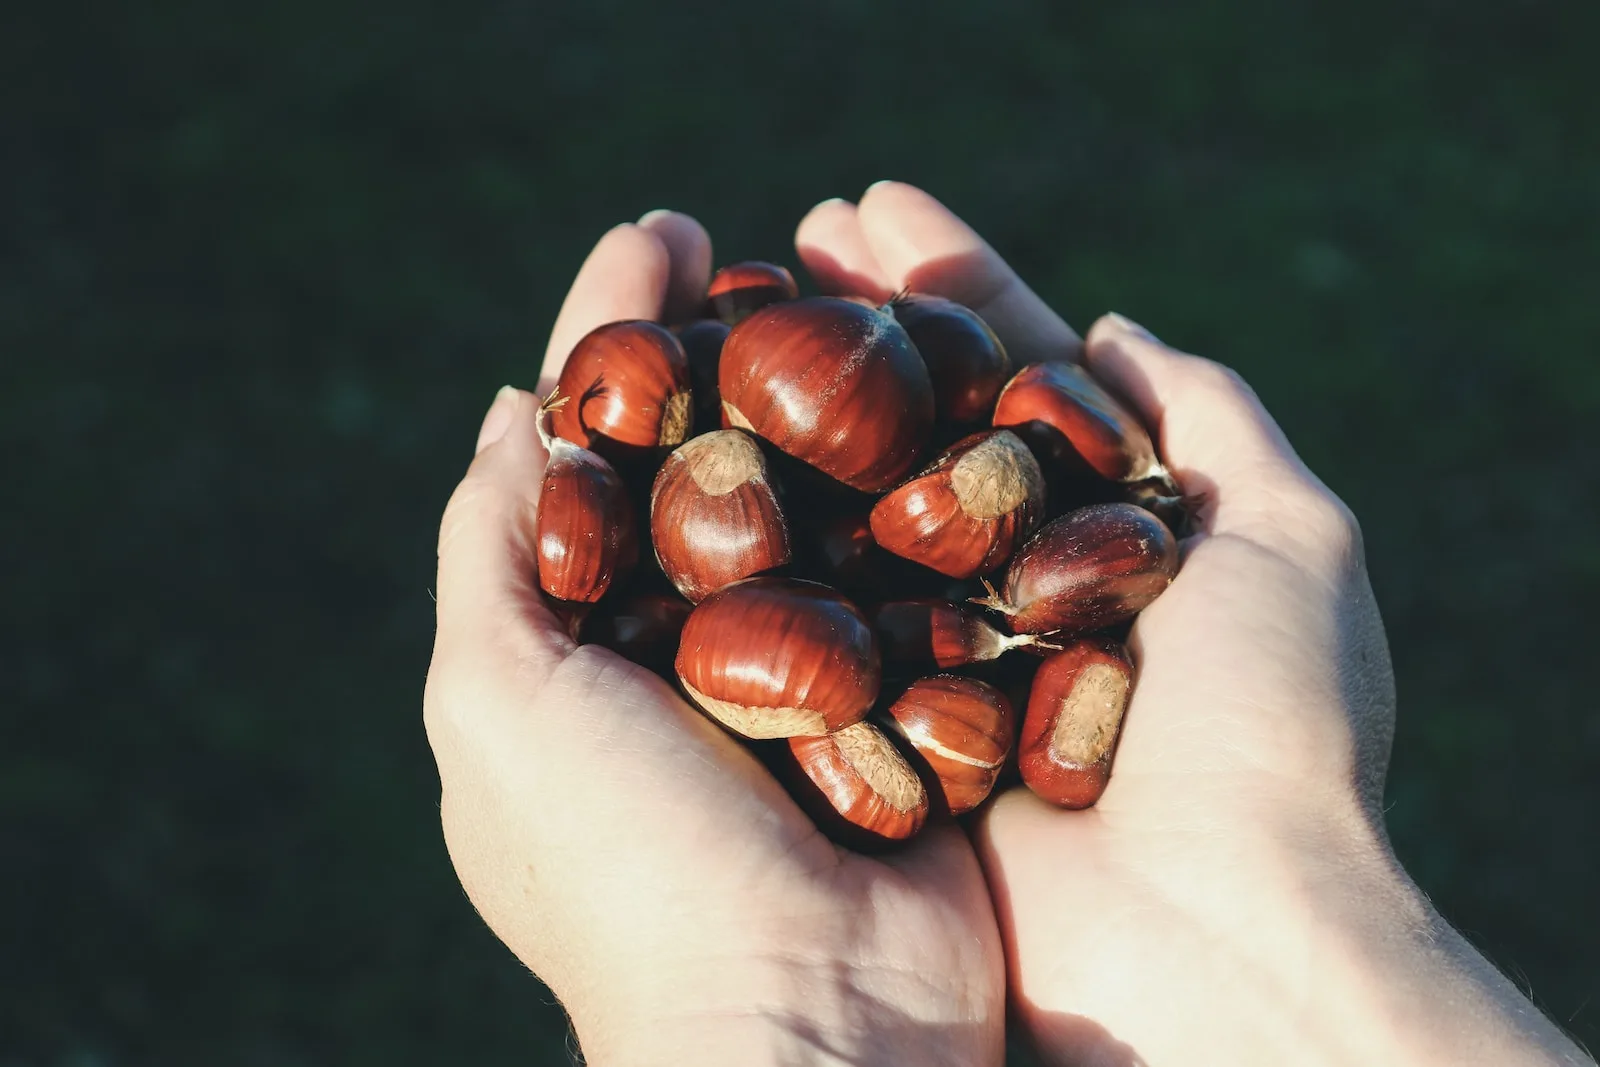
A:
[650, 430, 792, 603]
[890, 293, 1012, 425]
[674, 577, 880, 739]
[1018, 638, 1134, 808]
[550, 320, 693, 461]
[869, 429, 1045, 579]
[992, 361, 1176, 493]
[719, 297, 935, 493]
[873, 598, 1056, 672]
[787, 721, 929, 845]
[706, 261, 800, 325]
[534, 396, 639, 604]
[974, 502, 1178, 635]
[881, 675, 1013, 816]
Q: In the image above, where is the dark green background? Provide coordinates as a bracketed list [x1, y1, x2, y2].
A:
[6, 2, 1597, 1064]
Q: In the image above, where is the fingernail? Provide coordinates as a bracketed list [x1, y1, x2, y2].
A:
[475, 386, 521, 454]
[637, 208, 675, 226]
[1106, 312, 1158, 343]
[813, 196, 851, 209]
[863, 179, 899, 196]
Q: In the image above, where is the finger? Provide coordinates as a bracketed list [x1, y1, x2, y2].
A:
[794, 197, 895, 300]
[540, 223, 673, 395]
[1084, 313, 1360, 566]
[638, 209, 714, 325]
[435, 386, 571, 676]
[854, 181, 1082, 365]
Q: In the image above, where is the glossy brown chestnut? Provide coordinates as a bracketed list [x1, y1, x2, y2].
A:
[881, 676, 1013, 815]
[719, 297, 935, 493]
[706, 261, 800, 325]
[787, 721, 929, 844]
[534, 400, 639, 603]
[873, 599, 1055, 672]
[869, 430, 1045, 579]
[974, 503, 1177, 635]
[992, 362, 1176, 492]
[550, 320, 693, 461]
[675, 577, 880, 739]
[581, 591, 692, 675]
[650, 430, 792, 602]
[1018, 638, 1133, 808]
[675, 318, 732, 432]
[890, 294, 1012, 425]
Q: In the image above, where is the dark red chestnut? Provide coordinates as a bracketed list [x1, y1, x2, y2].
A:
[787, 721, 929, 845]
[869, 429, 1045, 579]
[874, 599, 1055, 672]
[534, 398, 639, 603]
[1018, 638, 1133, 808]
[881, 675, 1013, 815]
[706, 261, 800, 325]
[719, 297, 935, 493]
[974, 503, 1177, 635]
[675, 577, 880, 739]
[550, 320, 693, 461]
[992, 362, 1176, 493]
[650, 430, 792, 602]
[890, 294, 1012, 425]
[581, 591, 692, 676]
[675, 319, 732, 432]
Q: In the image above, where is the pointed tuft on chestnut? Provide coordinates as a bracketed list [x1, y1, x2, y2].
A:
[881, 675, 1013, 815]
[651, 430, 792, 602]
[992, 362, 1177, 495]
[869, 429, 1045, 578]
[719, 297, 935, 493]
[535, 396, 639, 603]
[1018, 638, 1133, 808]
[706, 261, 800, 325]
[873, 598, 1056, 673]
[550, 320, 693, 462]
[786, 721, 929, 845]
[890, 293, 1012, 426]
[674, 319, 732, 432]
[675, 577, 880, 739]
[973, 503, 1177, 635]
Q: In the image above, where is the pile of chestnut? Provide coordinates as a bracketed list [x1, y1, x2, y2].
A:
[534, 261, 1184, 849]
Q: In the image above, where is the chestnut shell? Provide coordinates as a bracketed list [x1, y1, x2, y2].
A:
[534, 440, 639, 604]
[891, 294, 1012, 425]
[882, 675, 1013, 816]
[675, 577, 880, 739]
[550, 320, 693, 461]
[1018, 637, 1133, 808]
[786, 721, 929, 846]
[719, 297, 935, 493]
[992, 362, 1162, 484]
[706, 261, 800, 325]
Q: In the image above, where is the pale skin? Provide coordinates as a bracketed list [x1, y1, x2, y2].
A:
[424, 184, 1594, 1066]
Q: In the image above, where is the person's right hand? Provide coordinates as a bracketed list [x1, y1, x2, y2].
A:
[796, 182, 1594, 1067]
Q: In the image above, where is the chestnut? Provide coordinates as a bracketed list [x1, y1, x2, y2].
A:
[650, 430, 792, 602]
[674, 318, 732, 432]
[675, 577, 880, 739]
[890, 294, 1012, 426]
[534, 398, 639, 603]
[974, 503, 1178, 635]
[881, 675, 1013, 815]
[1018, 638, 1133, 808]
[869, 429, 1045, 579]
[706, 260, 800, 325]
[786, 721, 929, 845]
[550, 320, 693, 462]
[874, 598, 1054, 672]
[719, 297, 935, 493]
[581, 591, 692, 676]
[992, 362, 1176, 493]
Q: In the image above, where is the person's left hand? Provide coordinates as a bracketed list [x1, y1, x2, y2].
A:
[423, 211, 1003, 1067]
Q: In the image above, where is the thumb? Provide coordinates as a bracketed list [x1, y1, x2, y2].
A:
[434, 386, 572, 679]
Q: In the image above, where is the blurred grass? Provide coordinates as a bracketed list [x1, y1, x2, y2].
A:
[3, 1, 1598, 1064]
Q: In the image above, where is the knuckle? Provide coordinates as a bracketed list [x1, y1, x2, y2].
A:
[1289, 483, 1364, 562]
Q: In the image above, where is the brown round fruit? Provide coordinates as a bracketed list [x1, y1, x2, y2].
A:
[1018, 638, 1133, 808]
[550, 320, 692, 461]
[882, 675, 1013, 815]
[891, 294, 1012, 425]
[706, 261, 799, 325]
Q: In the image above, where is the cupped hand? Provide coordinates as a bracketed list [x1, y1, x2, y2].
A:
[797, 183, 1589, 1067]
[423, 213, 1002, 1067]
